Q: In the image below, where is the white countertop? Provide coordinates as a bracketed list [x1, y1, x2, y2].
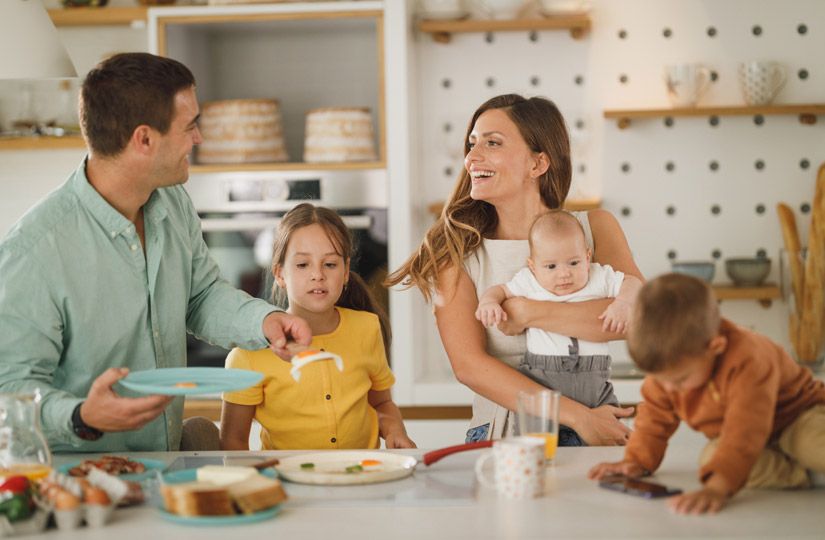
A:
[48, 441, 825, 540]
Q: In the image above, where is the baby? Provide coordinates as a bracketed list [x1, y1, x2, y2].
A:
[589, 273, 825, 514]
[475, 210, 642, 445]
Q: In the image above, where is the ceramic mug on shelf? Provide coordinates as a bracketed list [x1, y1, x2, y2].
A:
[469, 0, 526, 20]
[537, 0, 591, 15]
[475, 436, 546, 499]
[664, 64, 712, 107]
[419, 0, 466, 20]
[738, 61, 787, 105]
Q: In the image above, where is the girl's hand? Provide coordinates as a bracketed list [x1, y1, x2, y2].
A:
[384, 431, 417, 449]
[574, 405, 634, 446]
[598, 299, 632, 334]
[475, 302, 507, 328]
[667, 487, 729, 515]
[587, 460, 647, 480]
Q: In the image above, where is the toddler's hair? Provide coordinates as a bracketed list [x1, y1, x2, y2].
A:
[528, 209, 586, 253]
[270, 203, 391, 350]
[627, 273, 720, 373]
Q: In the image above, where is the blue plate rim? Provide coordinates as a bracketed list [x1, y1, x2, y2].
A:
[118, 367, 262, 396]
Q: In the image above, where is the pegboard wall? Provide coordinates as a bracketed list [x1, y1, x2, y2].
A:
[412, 0, 825, 371]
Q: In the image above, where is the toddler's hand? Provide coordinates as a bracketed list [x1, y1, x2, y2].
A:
[598, 299, 632, 334]
[587, 460, 647, 480]
[475, 302, 507, 328]
[667, 487, 729, 515]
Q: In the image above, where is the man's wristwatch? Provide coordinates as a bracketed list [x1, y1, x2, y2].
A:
[71, 402, 104, 441]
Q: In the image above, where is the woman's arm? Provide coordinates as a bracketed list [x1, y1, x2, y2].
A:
[499, 209, 644, 341]
[219, 402, 255, 450]
[368, 389, 416, 449]
[435, 264, 631, 444]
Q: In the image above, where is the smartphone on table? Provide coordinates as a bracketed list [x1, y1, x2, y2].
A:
[599, 475, 683, 498]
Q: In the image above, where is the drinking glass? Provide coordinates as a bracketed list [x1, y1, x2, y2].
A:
[517, 389, 560, 463]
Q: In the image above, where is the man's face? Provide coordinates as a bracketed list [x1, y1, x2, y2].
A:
[153, 86, 202, 187]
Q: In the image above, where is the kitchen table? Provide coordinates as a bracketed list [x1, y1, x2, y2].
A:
[46, 443, 824, 540]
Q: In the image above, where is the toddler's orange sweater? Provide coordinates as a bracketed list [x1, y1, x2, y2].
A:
[625, 319, 825, 493]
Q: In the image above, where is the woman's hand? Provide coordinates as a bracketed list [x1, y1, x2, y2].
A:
[598, 298, 632, 334]
[498, 296, 530, 335]
[573, 404, 634, 446]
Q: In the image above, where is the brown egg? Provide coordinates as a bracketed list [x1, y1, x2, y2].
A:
[55, 489, 81, 510]
[83, 486, 111, 506]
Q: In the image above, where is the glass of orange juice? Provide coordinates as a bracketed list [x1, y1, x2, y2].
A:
[517, 389, 560, 464]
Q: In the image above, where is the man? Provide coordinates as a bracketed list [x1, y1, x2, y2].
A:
[0, 53, 311, 452]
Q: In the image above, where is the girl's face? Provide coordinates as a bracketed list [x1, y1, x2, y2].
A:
[464, 108, 544, 204]
[274, 223, 349, 316]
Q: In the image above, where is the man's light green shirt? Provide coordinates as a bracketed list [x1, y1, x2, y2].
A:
[0, 161, 275, 452]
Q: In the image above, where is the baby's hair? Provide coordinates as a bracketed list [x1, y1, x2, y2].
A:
[270, 203, 391, 350]
[627, 273, 720, 373]
[528, 209, 586, 253]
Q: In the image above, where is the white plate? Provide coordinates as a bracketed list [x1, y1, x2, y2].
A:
[275, 451, 417, 486]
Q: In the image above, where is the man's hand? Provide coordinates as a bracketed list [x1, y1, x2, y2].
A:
[598, 299, 632, 334]
[588, 459, 647, 480]
[667, 487, 729, 515]
[80, 368, 173, 432]
[262, 311, 312, 360]
[475, 301, 507, 328]
[573, 404, 634, 446]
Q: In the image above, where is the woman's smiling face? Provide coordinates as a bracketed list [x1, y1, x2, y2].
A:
[464, 108, 539, 204]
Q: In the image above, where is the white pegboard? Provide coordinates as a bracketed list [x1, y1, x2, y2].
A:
[411, 0, 825, 383]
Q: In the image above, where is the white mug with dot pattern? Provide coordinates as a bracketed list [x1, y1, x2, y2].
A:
[738, 61, 787, 106]
[475, 436, 546, 499]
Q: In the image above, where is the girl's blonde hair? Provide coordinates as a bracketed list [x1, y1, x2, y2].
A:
[271, 203, 390, 350]
[385, 94, 572, 302]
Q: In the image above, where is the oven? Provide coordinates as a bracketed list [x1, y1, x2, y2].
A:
[184, 169, 388, 367]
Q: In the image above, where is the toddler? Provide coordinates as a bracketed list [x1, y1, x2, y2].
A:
[475, 210, 641, 445]
[220, 203, 416, 450]
[589, 273, 825, 514]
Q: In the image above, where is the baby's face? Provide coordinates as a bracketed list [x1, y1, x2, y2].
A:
[528, 231, 591, 295]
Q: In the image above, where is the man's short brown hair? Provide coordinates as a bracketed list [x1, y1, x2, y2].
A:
[80, 53, 195, 157]
[627, 273, 721, 373]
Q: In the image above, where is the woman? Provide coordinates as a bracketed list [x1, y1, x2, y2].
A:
[387, 94, 642, 445]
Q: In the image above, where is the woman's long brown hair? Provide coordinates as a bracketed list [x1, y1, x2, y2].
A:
[385, 94, 572, 302]
[271, 203, 391, 350]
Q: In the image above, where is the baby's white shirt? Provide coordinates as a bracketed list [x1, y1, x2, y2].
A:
[504, 263, 625, 356]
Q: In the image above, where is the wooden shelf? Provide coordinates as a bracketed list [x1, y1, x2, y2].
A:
[427, 197, 600, 219]
[48, 6, 148, 27]
[418, 14, 591, 43]
[713, 283, 781, 308]
[0, 135, 85, 151]
[604, 104, 825, 129]
[189, 161, 386, 173]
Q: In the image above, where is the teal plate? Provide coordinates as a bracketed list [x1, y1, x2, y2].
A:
[160, 468, 281, 526]
[118, 367, 263, 396]
[58, 457, 166, 481]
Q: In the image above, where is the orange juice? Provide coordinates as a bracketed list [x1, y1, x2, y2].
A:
[0, 464, 52, 481]
[526, 432, 558, 460]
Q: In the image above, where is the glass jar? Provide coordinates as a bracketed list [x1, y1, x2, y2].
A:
[0, 392, 52, 481]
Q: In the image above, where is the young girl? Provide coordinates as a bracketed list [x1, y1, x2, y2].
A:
[220, 203, 416, 450]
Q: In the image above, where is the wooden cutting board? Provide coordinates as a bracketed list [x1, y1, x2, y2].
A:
[797, 163, 825, 363]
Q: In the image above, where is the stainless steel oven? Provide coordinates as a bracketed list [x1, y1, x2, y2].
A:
[184, 168, 388, 367]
